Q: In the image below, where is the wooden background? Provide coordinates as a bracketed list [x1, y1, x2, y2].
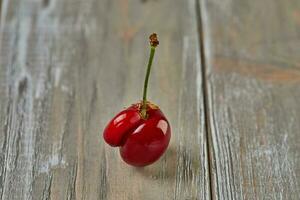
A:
[0, 0, 299, 199]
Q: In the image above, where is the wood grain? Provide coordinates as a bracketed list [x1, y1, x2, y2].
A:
[0, 0, 209, 199]
[199, 0, 300, 199]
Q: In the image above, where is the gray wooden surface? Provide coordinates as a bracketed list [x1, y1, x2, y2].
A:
[0, 0, 299, 199]
[200, 0, 300, 199]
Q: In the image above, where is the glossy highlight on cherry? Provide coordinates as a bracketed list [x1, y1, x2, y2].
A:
[102, 33, 171, 167]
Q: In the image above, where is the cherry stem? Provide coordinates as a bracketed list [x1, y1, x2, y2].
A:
[141, 33, 159, 118]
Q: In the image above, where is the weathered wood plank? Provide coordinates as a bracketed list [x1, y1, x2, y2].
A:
[0, 0, 209, 199]
[199, 0, 300, 199]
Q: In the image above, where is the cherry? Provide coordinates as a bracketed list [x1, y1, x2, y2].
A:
[103, 33, 171, 167]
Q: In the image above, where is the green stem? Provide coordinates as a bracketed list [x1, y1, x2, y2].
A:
[141, 46, 156, 118]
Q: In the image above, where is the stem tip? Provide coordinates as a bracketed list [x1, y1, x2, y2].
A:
[149, 33, 159, 47]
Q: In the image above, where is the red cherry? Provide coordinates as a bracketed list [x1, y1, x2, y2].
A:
[103, 102, 171, 167]
[103, 33, 171, 166]
[103, 105, 141, 147]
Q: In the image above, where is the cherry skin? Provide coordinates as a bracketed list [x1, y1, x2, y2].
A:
[103, 102, 171, 167]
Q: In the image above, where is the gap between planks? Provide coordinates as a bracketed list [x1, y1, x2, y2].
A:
[195, 0, 214, 199]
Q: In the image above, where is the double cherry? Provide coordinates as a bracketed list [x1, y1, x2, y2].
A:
[103, 34, 171, 167]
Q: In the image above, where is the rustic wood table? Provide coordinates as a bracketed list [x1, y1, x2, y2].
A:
[0, 0, 299, 199]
